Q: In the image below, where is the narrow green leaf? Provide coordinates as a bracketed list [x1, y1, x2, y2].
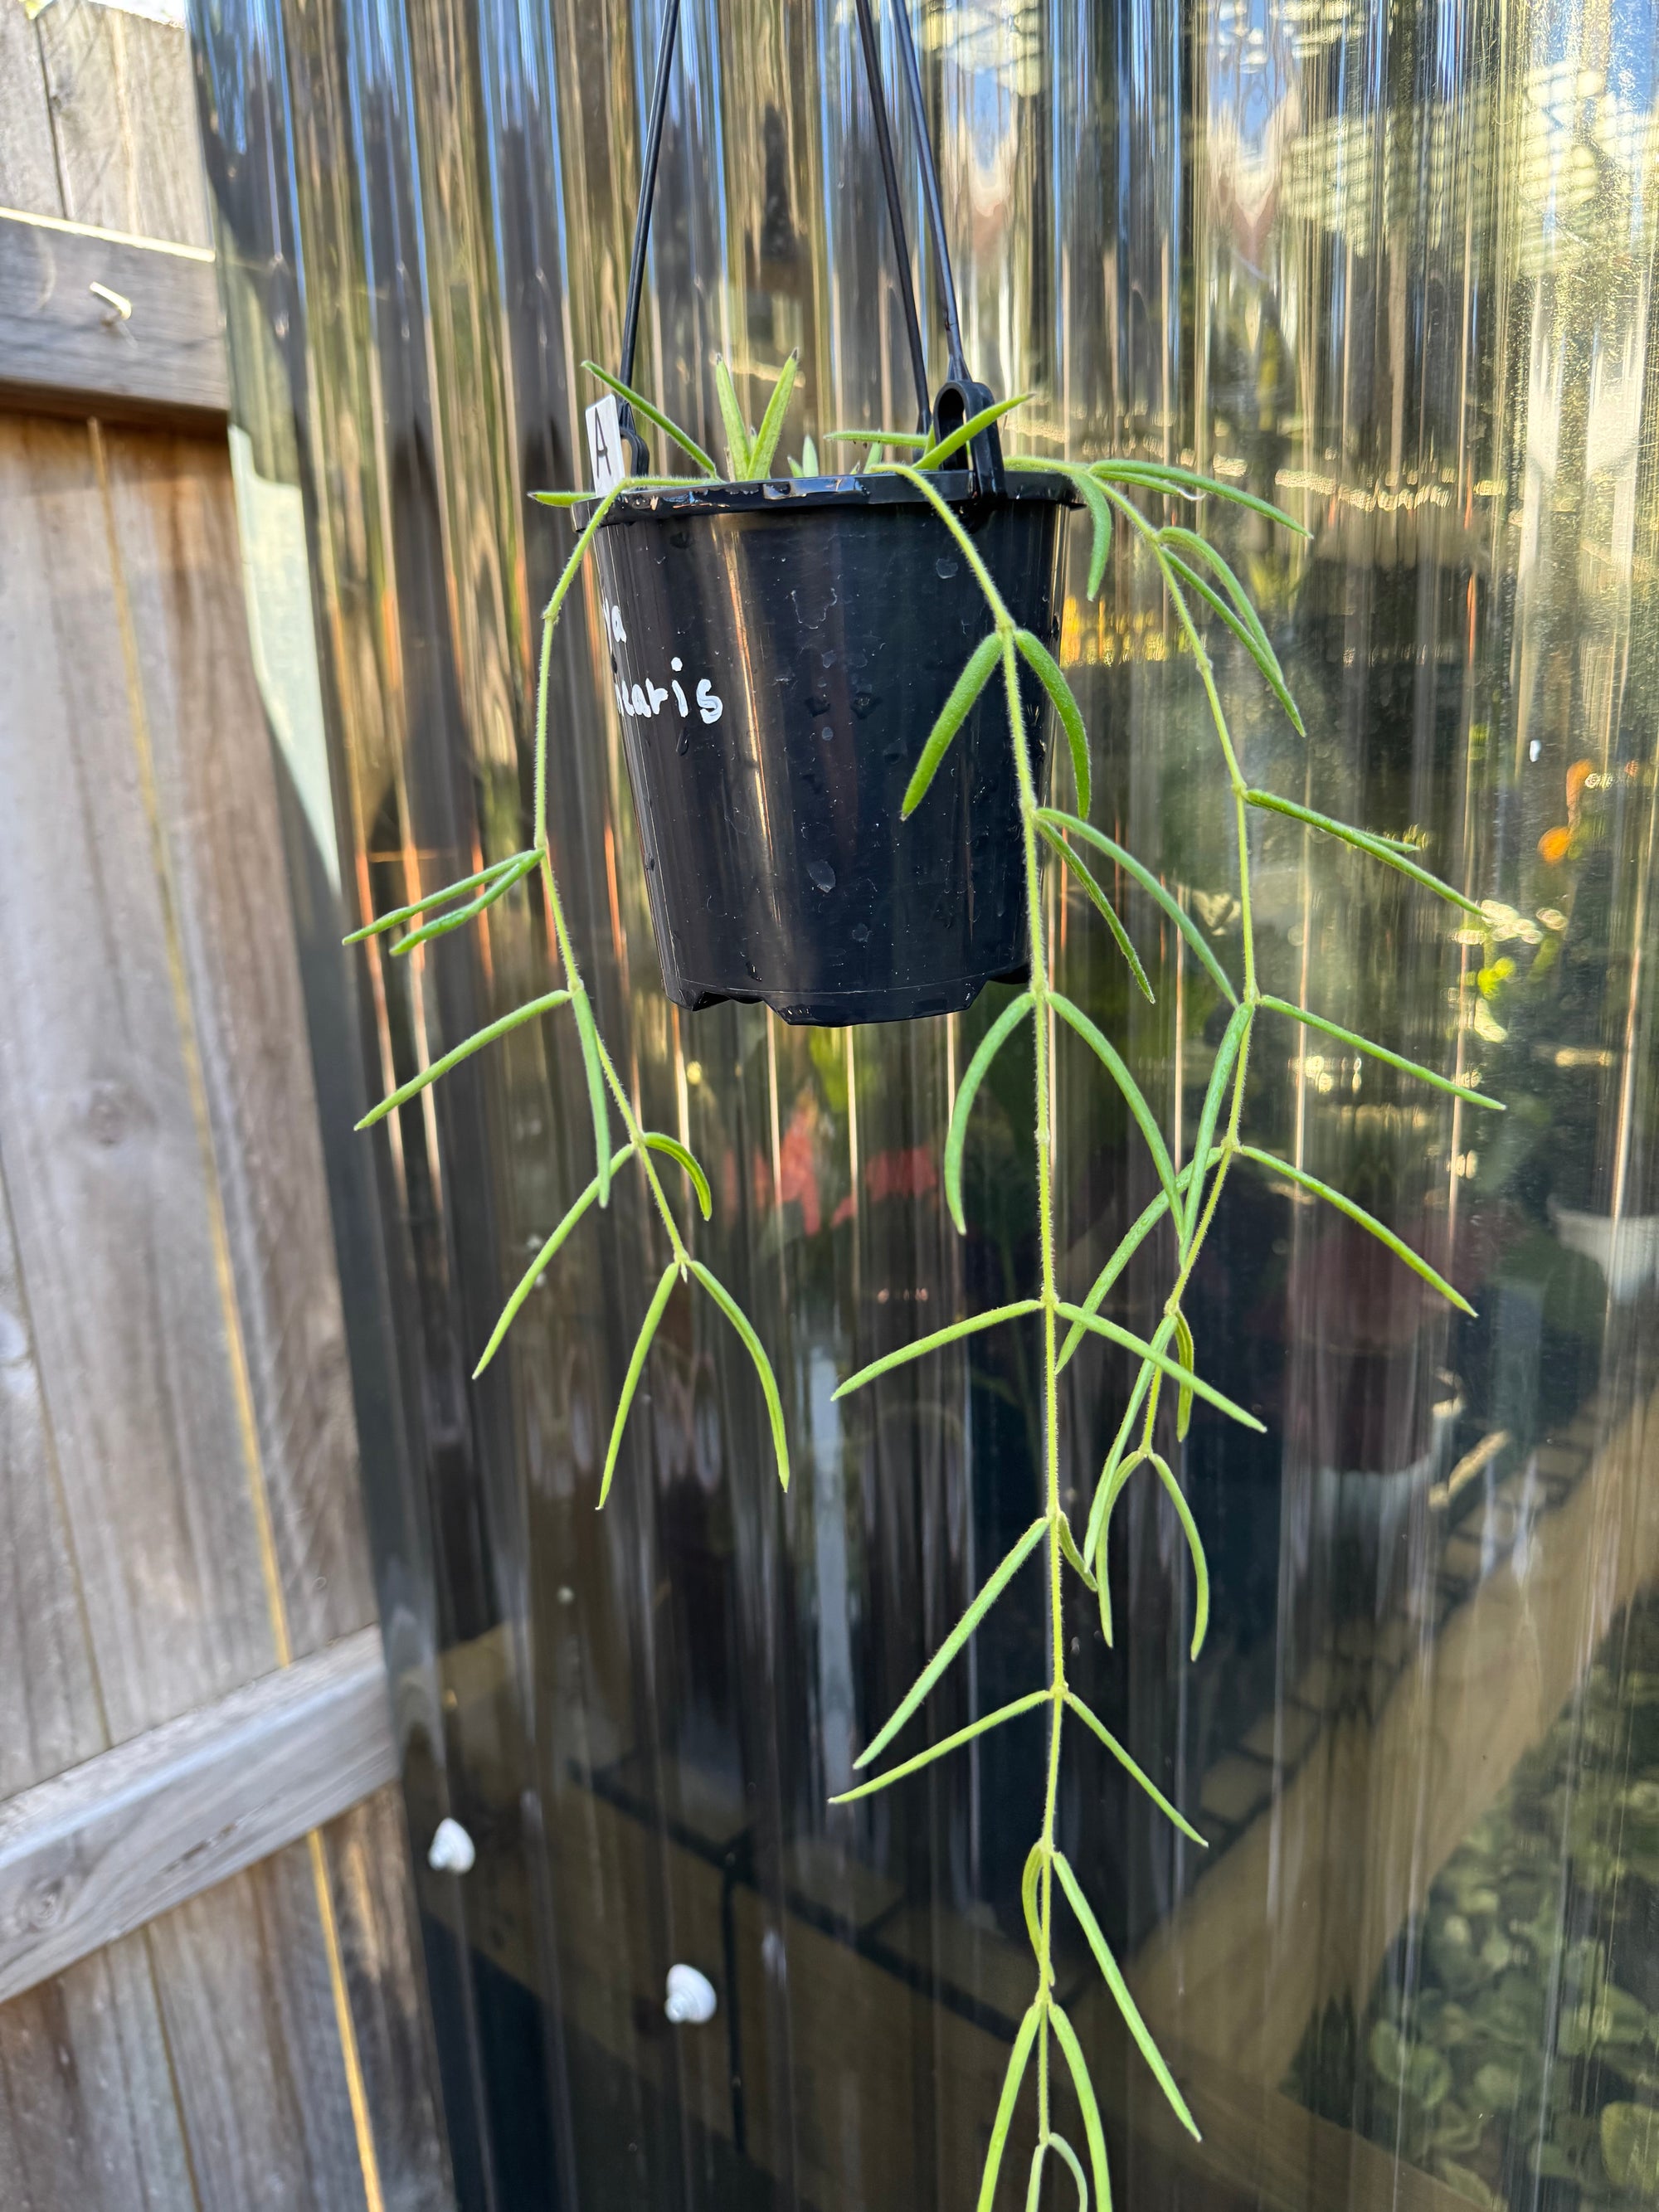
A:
[1243, 790, 1483, 915]
[1057, 1304, 1263, 1432]
[902, 631, 1002, 817]
[1159, 526, 1276, 649]
[800, 433, 819, 476]
[977, 2005, 1043, 2212]
[1015, 629, 1090, 817]
[1049, 995, 1180, 1220]
[917, 391, 1029, 471]
[1150, 1451, 1209, 1657]
[1021, 1840, 1046, 1966]
[1026, 2142, 1048, 2212]
[1083, 1334, 1169, 1564]
[1160, 530, 1304, 736]
[688, 1261, 791, 1492]
[1173, 1309, 1194, 1443]
[747, 351, 800, 479]
[823, 428, 933, 447]
[1160, 551, 1305, 738]
[1091, 458, 1308, 536]
[1258, 995, 1505, 1109]
[390, 851, 539, 955]
[833, 1299, 1040, 1402]
[569, 989, 613, 1204]
[1237, 1145, 1475, 1313]
[1184, 1004, 1250, 1242]
[1049, 2004, 1112, 2212]
[598, 1262, 679, 1507]
[1055, 1854, 1200, 2141]
[1063, 1692, 1204, 1845]
[853, 1515, 1047, 1768]
[713, 357, 752, 478]
[1036, 810, 1239, 1006]
[529, 490, 591, 507]
[1077, 470, 1114, 599]
[1037, 823, 1154, 1003]
[357, 989, 572, 1130]
[343, 852, 534, 944]
[473, 1145, 635, 1376]
[1048, 2132, 1090, 2212]
[1058, 1511, 1096, 1592]
[640, 1131, 713, 1220]
[581, 360, 719, 477]
[946, 992, 1034, 1233]
[830, 1688, 1048, 1803]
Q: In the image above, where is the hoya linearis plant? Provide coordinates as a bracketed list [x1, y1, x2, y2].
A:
[346, 362, 1500, 2208]
[815, 398, 1499, 2208]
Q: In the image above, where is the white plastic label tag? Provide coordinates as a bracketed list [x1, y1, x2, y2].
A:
[586, 394, 627, 493]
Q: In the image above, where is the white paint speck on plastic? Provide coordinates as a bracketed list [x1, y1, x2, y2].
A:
[427, 1817, 476, 1874]
[664, 1963, 718, 2025]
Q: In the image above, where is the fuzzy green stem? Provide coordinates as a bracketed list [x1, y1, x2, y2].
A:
[532, 498, 698, 1266]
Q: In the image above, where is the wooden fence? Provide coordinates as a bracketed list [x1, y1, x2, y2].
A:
[0, 6, 450, 2207]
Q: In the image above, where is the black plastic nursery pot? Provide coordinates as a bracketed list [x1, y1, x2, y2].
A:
[588, 469, 1073, 1025]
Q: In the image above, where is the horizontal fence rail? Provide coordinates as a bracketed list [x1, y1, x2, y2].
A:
[0, 207, 227, 424]
[0, 1626, 397, 2004]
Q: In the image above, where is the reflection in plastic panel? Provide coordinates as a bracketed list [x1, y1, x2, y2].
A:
[190, 0, 1659, 2202]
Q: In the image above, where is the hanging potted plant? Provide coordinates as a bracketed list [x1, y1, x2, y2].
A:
[343, 0, 1502, 2196]
[557, 0, 1077, 1026]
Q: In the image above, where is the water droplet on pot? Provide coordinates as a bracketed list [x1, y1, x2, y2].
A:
[851, 922, 870, 945]
[819, 726, 834, 743]
[935, 554, 959, 580]
[807, 859, 836, 893]
[678, 728, 691, 755]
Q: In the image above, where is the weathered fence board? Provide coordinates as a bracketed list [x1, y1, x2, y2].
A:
[0, 7, 60, 220]
[0, 413, 277, 1729]
[0, 1164, 200, 2211]
[36, 0, 212, 249]
[0, 1937, 198, 2211]
[102, 425, 374, 1648]
[0, 1179, 100, 1806]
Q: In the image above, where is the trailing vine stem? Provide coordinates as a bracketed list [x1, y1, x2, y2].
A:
[348, 465, 789, 1505]
[825, 432, 1498, 2208]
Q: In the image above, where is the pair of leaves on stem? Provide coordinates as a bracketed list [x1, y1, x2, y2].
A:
[988, 1852, 1201, 2212]
[829, 1509, 1204, 1843]
[602, 1254, 790, 1505]
[902, 625, 1090, 824]
[713, 352, 800, 480]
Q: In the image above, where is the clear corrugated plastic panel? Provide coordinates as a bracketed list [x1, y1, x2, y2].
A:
[191, 0, 1659, 2201]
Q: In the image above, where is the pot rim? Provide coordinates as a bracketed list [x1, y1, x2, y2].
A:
[581, 468, 1080, 525]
